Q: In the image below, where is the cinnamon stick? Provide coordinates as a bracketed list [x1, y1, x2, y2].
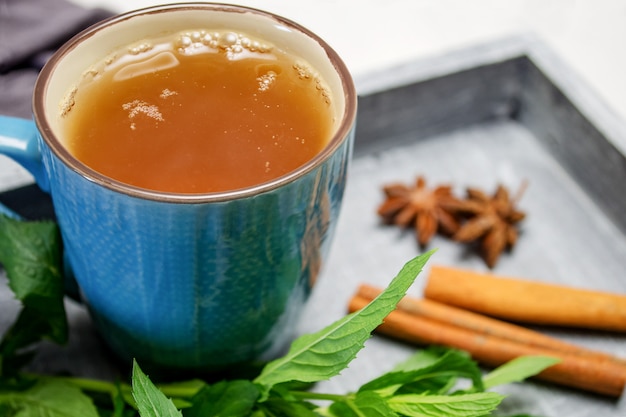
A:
[424, 265, 626, 332]
[358, 284, 626, 366]
[349, 295, 626, 397]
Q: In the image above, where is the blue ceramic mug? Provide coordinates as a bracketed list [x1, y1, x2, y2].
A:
[0, 3, 356, 372]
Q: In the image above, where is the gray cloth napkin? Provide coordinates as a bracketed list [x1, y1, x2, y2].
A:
[0, 0, 111, 118]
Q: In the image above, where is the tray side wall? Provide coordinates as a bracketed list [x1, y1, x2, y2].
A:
[354, 58, 526, 156]
[519, 59, 626, 234]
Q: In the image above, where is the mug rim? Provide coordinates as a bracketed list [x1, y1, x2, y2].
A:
[32, 2, 357, 204]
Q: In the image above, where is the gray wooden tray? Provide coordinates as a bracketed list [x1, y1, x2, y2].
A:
[1, 34, 625, 415]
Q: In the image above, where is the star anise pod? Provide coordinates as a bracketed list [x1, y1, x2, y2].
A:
[453, 182, 527, 268]
[377, 176, 463, 247]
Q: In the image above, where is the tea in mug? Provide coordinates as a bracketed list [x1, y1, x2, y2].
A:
[61, 30, 335, 193]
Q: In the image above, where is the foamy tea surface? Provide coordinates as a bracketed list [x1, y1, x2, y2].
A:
[61, 29, 334, 193]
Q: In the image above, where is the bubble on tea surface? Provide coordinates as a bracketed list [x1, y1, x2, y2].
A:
[129, 42, 153, 55]
[83, 68, 99, 79]
[315, 79, 332, 105]
[172, 29, 275, 59]
[293, 62, 311, 80]
[179, 35, 193, 48]
[205, 32, 221, 49]
[256, 64, 282, 92]
[60, 86, 77, 117]
[122, 100, 164, 123]
[219, 32, 238, 48]
[248, 39, 271, 53]
[293, 62, 332, 105]
[257, 71, 277, 92]
[202, 32, 213, 44]
[160, 89, 178, 99]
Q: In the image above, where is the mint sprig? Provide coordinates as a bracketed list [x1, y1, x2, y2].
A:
[253, 251, 434, 397]
[0, 378, 99, 417]
[0, 214, 555, 416]
[132, 360, 183, 417]
[0, 214, 66, 379]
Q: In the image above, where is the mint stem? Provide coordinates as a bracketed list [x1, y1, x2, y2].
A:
[289, 390, 350, 402]
[60, 376, 124, 394]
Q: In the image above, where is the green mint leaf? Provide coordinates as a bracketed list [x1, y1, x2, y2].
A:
[359, 347, 483, 395]
[150, 379, 206, 410]
[185, 380, 259, 417]
[0, 214, 67, 374]
[482, 356, 560, 390]
[0, 403, 17, 416]
[386, 347, 457, 395]
[388, 392, 503, 417]
[330, 390, 397, 416]
[389, 346, 447, 372]
[353, 390, 397, 416]
[0, 378, 99, 417]
[253, 250, 436, 397]
[326, 401, 355, 417]
[257, 397, 320, 417]
[131, 361, 182, 417]
[157, 379, 205, 399]
[0, 215, 65, 322]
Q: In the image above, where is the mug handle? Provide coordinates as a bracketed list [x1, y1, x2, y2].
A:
[0, 115, 50, 195]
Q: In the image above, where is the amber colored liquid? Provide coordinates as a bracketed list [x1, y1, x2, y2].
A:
[63, 31, 334, 193]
